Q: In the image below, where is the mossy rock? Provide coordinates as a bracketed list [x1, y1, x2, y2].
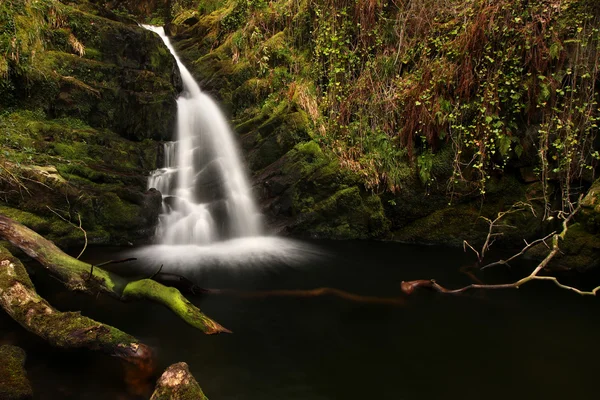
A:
[527, 223, 600, 272]
[3, 3, 181, 142]
[255, 140, 389, 239]
[293, 187, 389, 239]
[246, 111, 312, 171]
[581, 178, 600, 234]
[0, 345, 33, 400]
[393, 205, 484, 247]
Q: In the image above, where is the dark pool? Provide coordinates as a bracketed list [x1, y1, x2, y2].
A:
[2, 240, 600, 399]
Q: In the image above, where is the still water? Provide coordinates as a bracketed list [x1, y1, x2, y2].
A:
[1, 240, 599, 399]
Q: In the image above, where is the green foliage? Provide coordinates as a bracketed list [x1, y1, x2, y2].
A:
[171, 0, 600, 210]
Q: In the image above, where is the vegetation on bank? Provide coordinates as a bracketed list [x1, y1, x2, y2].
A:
[170, 0, 599, 208]
[1, 0, 599, 250]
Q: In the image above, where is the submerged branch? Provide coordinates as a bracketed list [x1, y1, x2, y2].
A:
[204, 287, 406, 306]
[0, 215, 228, 334]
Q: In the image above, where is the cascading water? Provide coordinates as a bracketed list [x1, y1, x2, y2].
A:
[130, 26, 319, 274]
[144, 25, 261, 245]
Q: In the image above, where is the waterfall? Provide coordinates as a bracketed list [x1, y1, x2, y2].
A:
[144, 25, 262, 245]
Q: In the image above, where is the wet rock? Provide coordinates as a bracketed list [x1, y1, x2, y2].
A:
[193, 159, 228, 203]
[207, 199, 230, 239]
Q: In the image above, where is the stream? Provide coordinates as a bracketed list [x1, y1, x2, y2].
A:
[1, 240, 599, 399]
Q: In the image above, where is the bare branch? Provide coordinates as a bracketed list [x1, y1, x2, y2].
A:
[46, 206, 87, 259]
[463, 240, 481, 262]
[403, 198, 594, 297]
[481, 231, 556, 270]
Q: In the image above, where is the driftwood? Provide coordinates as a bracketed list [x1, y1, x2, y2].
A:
[0, 246, 152, 366]
[150, 362, 208, 400]
[0, 215, 228, 334]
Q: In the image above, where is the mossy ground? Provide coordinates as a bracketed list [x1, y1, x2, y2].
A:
[0, 345, 32, 400]
[0, 1, 180, 246]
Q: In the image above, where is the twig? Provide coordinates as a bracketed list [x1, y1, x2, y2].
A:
[464, 201, 536, 264]
[149, 264, 164, 280]
[87, 258, 137, 281]
[93, 258, 137, 268]
[46, 206, 87, 259]
[481, 231, 556, 270]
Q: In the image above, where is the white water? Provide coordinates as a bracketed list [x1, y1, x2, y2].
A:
[144, 25, 261, 245]
[137, 26, 320, 273]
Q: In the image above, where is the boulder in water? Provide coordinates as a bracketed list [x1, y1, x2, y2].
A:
[193, 159, 228, 203]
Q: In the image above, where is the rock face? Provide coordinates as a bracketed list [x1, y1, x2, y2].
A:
[0, 345, 33, 400]
[169, 11, 390, 240]
[0, 0, 181, 246]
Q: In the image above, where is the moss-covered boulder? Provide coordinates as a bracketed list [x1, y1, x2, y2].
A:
[527, 223, 600, 272]
[581, 178, 600, 234]
[255, 141, 389, 238]
[0, 345, 33, 400]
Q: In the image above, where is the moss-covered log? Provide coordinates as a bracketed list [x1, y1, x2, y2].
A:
[150, 362, 208, 400]
[0, 214, 228, 334]
[0, 345, 33, 400]
[0, 246, 151, 366]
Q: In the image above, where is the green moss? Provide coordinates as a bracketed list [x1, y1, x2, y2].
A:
[0, 206, 52, 231]
[0, 345, 32, 400]
[293, 187, 390, 239]
[122, 279, 220, 332]
[282, 141, 329, 177]
[394, 205, 483, 247]
[581, 178, 600, 234]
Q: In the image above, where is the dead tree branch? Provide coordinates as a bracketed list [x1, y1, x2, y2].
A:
[464, 201, 536, 264]
[402, 198, 597, 296]
[46, 206, 87, 259]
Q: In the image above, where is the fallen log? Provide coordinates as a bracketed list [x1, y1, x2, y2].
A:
[150, 362, 208, 400]
[0, 246, 152, 366]
[0, 215, 228, 334]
